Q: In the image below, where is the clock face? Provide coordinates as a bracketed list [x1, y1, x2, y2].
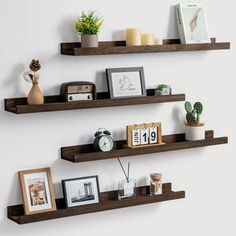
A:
[99, 136, 113, 152]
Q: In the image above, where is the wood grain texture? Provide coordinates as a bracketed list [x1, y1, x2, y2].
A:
[61, 130, 228, 163]
[7, 183, 185, 224]
[4, 91, 185, 114]
[61, 38, 230, 56]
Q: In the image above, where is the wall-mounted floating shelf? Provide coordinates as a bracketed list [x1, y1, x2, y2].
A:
[61, 38, 230, 56]
[61, 130, 228, 163]
[4, 90, 185, 114]
[8, 183, 185, 225]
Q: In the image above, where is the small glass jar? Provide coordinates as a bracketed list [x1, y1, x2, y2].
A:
[150, 173, 162, 196]
[118, 179, 136, 200]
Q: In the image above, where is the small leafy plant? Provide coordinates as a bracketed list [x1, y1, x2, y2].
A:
[75, 10, 103, 35]
[155, 84, 171, 95]
[185, 101, 203, 126]
[155, 84, 169, 91]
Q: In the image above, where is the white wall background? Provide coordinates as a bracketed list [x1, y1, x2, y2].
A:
[0, 0, 235, 235]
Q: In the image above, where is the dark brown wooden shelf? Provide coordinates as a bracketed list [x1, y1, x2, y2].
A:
[8, 183, 185, 224]
[61, 130, 228, 163]
[4, 90, 185, 114]
[61, 38, 230, 56]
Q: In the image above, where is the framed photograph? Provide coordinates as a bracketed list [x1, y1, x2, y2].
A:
[106, 67, 146, 99]
[62, 176, 100, 208]
[176, 4, 210, 44]
[18, 168, 57, 215]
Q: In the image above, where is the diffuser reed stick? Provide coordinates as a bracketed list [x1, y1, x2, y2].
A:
[127, 162, 130, 183]
[117, 157, 130, 182]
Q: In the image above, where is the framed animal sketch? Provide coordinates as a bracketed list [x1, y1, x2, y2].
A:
[18, 168, 57, 215]
[127, 122, 164, 148]
[176, 3, 210, 44]
[106, 67, 146, 99]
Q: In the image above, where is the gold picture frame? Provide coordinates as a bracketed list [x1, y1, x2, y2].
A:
[18, 167, 57, 215]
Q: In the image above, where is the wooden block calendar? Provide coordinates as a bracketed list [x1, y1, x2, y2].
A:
[127, 122, 165, 148]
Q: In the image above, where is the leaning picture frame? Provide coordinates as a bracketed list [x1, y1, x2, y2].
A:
[176, 3, 211, 44]
[62, 176, 100, 208]
[18, 167, 57, 215]
[106, 67, 147, 99]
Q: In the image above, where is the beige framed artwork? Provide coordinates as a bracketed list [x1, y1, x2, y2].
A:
[18, 167, 57, 215]
[127, 122, 164, 148]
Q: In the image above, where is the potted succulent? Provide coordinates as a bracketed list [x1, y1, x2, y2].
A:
[155, 84, 172, 96]
[75, 10, 103, 48]
[184, 101, 204, 141]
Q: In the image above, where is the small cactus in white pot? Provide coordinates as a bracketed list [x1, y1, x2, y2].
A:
[184, 101, 205, 141]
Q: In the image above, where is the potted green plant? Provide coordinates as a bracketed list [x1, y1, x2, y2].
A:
[184, 101, 204, 141]
[155, 84, 171, 96]
[75, 10, 103, 48]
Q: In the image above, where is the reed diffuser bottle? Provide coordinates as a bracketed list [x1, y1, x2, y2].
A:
[117, 158, 136, 200]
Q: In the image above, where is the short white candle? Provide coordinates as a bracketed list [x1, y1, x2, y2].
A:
[155, 38, 163, 45]
[126, 28, 141, 46]
[141, 33, 154, 46]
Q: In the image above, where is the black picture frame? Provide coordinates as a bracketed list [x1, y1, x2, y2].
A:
[106, 67, 147, 99]
[62, 175, 100, 208]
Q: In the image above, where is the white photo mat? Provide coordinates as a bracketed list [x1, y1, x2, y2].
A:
[111, 71, 143, 97]
[24, 172, 52, 212]
[63, 177, 100, 208]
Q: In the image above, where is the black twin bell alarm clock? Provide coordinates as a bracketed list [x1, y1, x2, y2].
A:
[93, 128, 114, 152]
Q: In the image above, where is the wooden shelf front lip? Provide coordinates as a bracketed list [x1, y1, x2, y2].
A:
[61, 130, 228, 163]
[7, 183, 185, 225]
[61, 38, 230, 56]
[4, 92, 185, 114]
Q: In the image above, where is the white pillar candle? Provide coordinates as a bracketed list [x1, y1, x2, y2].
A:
[154, 38, 163, 45]
[126, 28, 141, 46]
[141, 33, 154, 46]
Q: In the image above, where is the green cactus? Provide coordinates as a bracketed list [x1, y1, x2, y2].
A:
[185, 101, 192, 113]
[185, 101, 203, 126]
[194, 102, 203, 123]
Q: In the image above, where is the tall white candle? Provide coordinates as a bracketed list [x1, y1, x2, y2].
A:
[126, 28, 141, 46]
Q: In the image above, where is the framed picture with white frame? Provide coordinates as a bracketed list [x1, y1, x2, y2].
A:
[106, 67, 147, 99]
[18, 168, 57, 215]
[176, 3, 211, 44]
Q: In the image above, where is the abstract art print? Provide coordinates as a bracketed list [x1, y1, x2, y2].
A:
[62, 176, 100, 208]
[18, 168, 56, 215]
[176, 4, 210, 44]
[106, 67, 146, 99]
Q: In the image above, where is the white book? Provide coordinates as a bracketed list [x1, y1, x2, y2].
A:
[175, 3, 211, 44]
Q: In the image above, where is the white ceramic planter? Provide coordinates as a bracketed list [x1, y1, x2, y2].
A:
[185, 124, 205, 141]
[155, 87, 171, 96]
[81, 34, 98, 48]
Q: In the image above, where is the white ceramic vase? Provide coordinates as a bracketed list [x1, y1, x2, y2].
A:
[185, 124, 205, 141]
